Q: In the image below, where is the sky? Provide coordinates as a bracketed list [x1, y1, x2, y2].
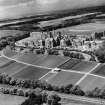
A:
[0, 0, 105, 20]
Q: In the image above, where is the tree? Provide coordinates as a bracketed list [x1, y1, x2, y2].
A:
[99, 89, 105, 99]
[91, 87, 101, 98]
[59, 86, 65, 93]
[9, 78, 16, 86]
[71, 85, 85, 96]
[5, 76, 12, 84]
[17, 89, 24, 96]
[64, 84, 73, 94]
[42, 92, 48, 103]
[47, 92, 61, 105]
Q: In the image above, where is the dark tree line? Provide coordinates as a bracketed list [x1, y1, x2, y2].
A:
[21, 90, 61, 105]
[63, 51, 85, 60]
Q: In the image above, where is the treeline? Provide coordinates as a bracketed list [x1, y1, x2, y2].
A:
[34, 48, 85, 60]
[0, 32, 30, 50]
[63, 50, 85, 60]
[21, 90, 61, 105]
[0, 73, 105, 100]
[36, 49, 59, 55]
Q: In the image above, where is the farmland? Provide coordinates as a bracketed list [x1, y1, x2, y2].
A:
[47, 71, 84, 86]
[71, 61, 98, 72]
[15, 53, 70, 68]
[0, 62, 27, 75]
[1, 49, 105, 91]
[33, 55, 69, 68]
[41, 72, 56, 81]
[92, 64, 105, 76]
[0, 57, 14, 67]
[58, 59, 81, 70]
[13, 66, 51, 80]
[16, 53, 44, 63]
[79, 75, 105, 91]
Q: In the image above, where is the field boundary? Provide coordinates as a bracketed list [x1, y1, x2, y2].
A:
[75, 63, 101, 85]
[38, 71, 53, 80]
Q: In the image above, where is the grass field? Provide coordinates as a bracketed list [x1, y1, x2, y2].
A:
[71, 61, 98, 72]
[16, 53, 69, 68]
[0, 93, 26, 105]
[33, 55, 69, 68]
[79, 75, 105, 91]
[0, 58, 15, 68]
[0, 62, 27, 75]
[13, 66, 51, 80]
[16, 53, 44, 63]
[47, 71, 83, 86]
[58, 59, 81, 70]
[92, 64, 105, 76]
[41, 72, 56, 81]
[0, 57, 12, 66]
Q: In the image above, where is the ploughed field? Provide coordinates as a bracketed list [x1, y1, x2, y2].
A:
[1, 49, 105, 91]
[58, 59, 98, 72]
[58, 59, 81, 70]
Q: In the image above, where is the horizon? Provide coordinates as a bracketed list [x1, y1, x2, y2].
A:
[0, 0, 105, 20]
